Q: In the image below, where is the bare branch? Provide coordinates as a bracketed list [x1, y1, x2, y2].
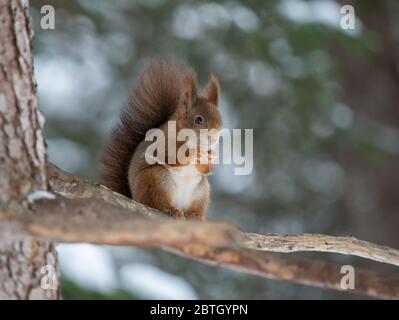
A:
[0, 198, 239, 249]
[49, 163, 399, 268]
[47, 164, 165, 219]
[1, 195, 399, 299]
[165, 247, 399, 300]
[242, 233, 399, 267]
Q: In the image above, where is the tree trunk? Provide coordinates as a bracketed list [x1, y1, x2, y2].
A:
[0, 0, 59, 299]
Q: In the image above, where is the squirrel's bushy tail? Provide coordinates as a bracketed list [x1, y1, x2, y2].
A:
[100, 60, 196, 197]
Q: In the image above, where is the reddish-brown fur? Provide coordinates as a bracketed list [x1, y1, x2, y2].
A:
[100, 61, 185, 197]
[100, 60, 221, 219]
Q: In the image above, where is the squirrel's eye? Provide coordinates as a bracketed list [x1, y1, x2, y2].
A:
[194, 115, 204, 126]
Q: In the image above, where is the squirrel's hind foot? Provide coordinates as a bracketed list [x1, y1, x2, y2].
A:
[168, 207, 205, 220]
[168, 206, 185, 219]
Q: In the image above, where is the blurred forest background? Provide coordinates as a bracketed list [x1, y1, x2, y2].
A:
[29, 0, 399, 299]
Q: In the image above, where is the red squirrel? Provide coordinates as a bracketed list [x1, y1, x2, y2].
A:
[100, 61, 222, 220]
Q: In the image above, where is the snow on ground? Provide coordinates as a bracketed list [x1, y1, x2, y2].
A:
[57, 244, 118, 294]
[120, 263, 198, 299]
[57, 244, 198, 299]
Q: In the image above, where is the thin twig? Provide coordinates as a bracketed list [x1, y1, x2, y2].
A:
[242, 233, 399, 267]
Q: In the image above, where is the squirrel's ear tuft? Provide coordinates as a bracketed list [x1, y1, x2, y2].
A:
[181, 71, 197, 112]
[202, 74, 220, 106]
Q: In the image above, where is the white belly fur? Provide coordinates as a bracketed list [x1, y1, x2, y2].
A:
[169, 165, 202, 210]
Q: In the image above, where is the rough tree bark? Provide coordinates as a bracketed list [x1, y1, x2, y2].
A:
[0, 0, 59, 299]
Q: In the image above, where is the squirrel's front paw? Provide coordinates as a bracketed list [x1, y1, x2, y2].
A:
[168, 207, 185, 219]
[197, 148, 217, 165]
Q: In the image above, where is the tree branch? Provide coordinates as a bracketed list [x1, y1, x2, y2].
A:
[242, 233, 399, 267]
[1, 194, 399, 299]
[0, 163, 391, 299]
[48, 164, 399, 268]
